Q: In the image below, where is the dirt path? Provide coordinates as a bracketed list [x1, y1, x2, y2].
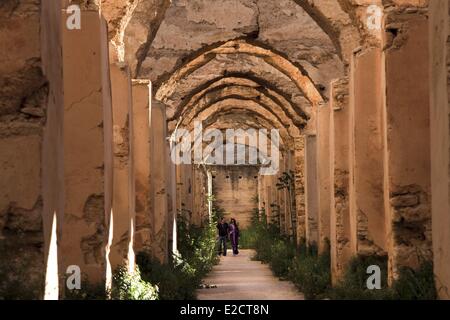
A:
[197, 249, 304, 300]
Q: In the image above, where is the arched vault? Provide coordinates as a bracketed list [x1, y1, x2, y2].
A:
[171, 87, 303, 136]
[155, 40, 324, 106]
[169, 75, 308, 125]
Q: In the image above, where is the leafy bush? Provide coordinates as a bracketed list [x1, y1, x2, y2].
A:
[392, 261, 436, 300]
[270, 239, 295, 278]
[111, 265, 158, 300]
[136, 253, 195, 300]
[136, 209, 218, 300]
[177, 210, 218, 280]
[239, 208, 261, 249]
[204, 205, 437, 301]
[328, 256, 436, 300]
[238, 226, 259, 249]
[329, 255, 394, 300]
[64, 278, 108, 300]
[288, 244, 331, 299]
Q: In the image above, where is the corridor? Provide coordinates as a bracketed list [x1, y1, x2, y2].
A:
[1, 0, 450, 300]
[197, 250, 304, 300]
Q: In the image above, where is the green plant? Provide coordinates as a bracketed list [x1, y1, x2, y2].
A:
[63, 277, 108, 300]
[288, 248, 331, 300]
[392, 261, 436, 300]
[111, 265, 158, 300]
[136, 208, 218, 300]
[329, 255, 394, 300]
[269, 239, 295, 278]
[0, 240, 44, 300]
[327, 255, 436, 300]
[137, 252, 196, 300]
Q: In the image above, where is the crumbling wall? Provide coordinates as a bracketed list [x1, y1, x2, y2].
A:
[294, 136, 306, 242]
[329, 77, 352, 282]
[383, 7, 433, 282]
[0, 0, 48, 299]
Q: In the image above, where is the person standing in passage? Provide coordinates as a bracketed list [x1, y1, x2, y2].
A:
[216, 217, 229, 256]
[229, 218, 240, 256]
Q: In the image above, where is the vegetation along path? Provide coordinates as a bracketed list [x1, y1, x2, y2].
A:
[197, 249, 304, 300]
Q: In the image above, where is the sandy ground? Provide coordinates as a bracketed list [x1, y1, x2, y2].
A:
[196, 249, 304, 300]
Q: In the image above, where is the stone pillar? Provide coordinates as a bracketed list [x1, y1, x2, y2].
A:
[60, 11, 113, 286]
[0, 0, 68, 300]
[41, 0, 65, 300]
[286, 151, 296, 239]
[207, 170, 213, 221]
[131, 80, 152, 254]
[109, 63, 135, 272]
[329, 78, 352, 283]
[257, 174, 266, 221]
[176, 164, 194, 224]
[279, 154, 287, 234]
[348, 47, 386, 257]
[294, 137, 306, 243]
[285, 154, 293, 235]
[150, 100, 169, 263]
[167, 140, 178, 256]
[305, 135, 319, 246]
[429, 0, 450, 299]
[382, 9, 432, 282]
[317, 104, 331, 253]
[192, 166, 206, 226]
[271, 173, 279, 227]
[265, 180, 272, 224]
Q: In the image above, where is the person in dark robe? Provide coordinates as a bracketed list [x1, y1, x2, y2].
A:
[229, 218, 240, 256]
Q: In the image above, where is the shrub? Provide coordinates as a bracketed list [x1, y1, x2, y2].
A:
[111, 265, 158, 300]
[270, 239, 295, 278]
[329, 255, 394, 300]
[177, 211, 218, 281]
[136, 209, 218, 300]
[288, 242, 331, 299]
[136, 252, 196, 300]
[239, 208, 261, 249]
[392, 261, 436, 300]
[63, 278, 108, 300]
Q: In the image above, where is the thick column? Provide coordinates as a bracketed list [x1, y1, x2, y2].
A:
[257, 174, 266, 221]
[60, 11, 113, 285]
[109, 63, 135, 272]
[382, 9, 433, 282]
[317, 104, 331, 253]
[264, 176, 274, 223]
[167, 141, 178, 256]
[192, 166, 207, 226]
[270, 174, 284, 226]
[348, 47, 386, 257]
[207, 170, 213, 221]
[274, 153, 287, 234]
[176, 164, 194, 224]
[429, 0, 450, 299]
[286, 151, 296, 239]
[131, 80, 152, 254]
[294, 137, 306, 243]
[329, 78, 352, 283]
[0, 0, 68, 300]
[150, 100, 169, 263]
[305, 135, 319, 246]
[41, 0, 64, 299]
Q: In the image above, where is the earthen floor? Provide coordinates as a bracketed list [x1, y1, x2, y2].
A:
[197, 249, 304, 300]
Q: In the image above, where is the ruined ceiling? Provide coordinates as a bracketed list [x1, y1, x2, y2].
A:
[76, 0, 379, 153]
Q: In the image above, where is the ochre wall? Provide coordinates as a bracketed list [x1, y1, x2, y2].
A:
[212, 165, 259, 229]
